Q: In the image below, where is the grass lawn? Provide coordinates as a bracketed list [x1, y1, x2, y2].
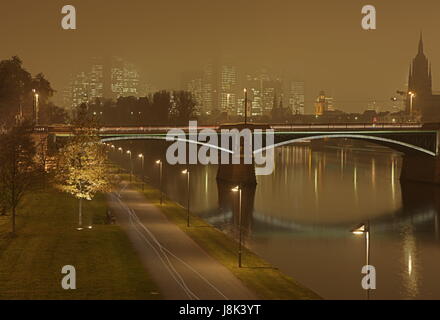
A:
[0, 188, 161, 300]
[126, 173, 321, 300]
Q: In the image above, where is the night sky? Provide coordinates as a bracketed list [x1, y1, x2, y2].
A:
[1, 0, 439, 112]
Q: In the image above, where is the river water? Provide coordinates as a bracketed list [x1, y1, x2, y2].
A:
[113, 140, 440, 299]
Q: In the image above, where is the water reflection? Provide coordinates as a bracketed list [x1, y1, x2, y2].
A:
[217, 180, 256, 240]
[112, 140, 440, 299]
[400, 223, 420, 299]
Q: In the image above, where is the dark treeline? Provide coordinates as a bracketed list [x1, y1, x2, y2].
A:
[0, 56, 68, 128]
[84, 90, 197, 126]
[0, 123, 44, 234]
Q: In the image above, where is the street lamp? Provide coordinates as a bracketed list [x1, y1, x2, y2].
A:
[156, 160, 163, 205]
[232, 185, 243, 268]
[243, 88, 248, 125]
[408, 91, 416, 118]
[32, 89, 39, 126]
[126, 150, 132, 182]
[118, 147, 123, 155]
[138, 154, 145, 191]
[182, 169, 191, 227]
[351, 221, 371, 299]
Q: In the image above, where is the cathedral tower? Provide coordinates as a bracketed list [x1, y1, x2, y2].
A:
[407, 33, 433, 115]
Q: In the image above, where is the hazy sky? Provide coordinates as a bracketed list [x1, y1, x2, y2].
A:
[1, 0, 440, 112]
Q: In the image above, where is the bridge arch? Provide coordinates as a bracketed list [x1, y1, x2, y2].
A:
[100, 135, 234, 154]
[101, 132, 438, 157]
[256, 134, 437, 157]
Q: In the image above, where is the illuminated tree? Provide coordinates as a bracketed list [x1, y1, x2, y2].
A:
[55, 113, 111, 229]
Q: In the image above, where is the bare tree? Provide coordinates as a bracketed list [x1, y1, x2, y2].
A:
[0, 124, 38, 234]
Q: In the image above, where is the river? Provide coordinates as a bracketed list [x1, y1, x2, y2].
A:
[112, 139, 440, 299]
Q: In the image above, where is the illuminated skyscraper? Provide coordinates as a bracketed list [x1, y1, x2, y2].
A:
[110, 57, 139, 98]
[181, 71, 204, 115]
[71, 72, 89, 107]
[289, 81, 305, 115]
[202, 58, 237, 115]
[89, 58, 104, 101]
[220, 65, 237, 114]
[245, 75, 263, 116]
[244, 70, 283, 117]
[64, 57, 140, 110]
[202, 60, 217, 114]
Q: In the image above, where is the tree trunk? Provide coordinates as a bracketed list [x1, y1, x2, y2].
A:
[78, 198, 82, 228]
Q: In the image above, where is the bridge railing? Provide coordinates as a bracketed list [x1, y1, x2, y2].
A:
[36, 122, 431, 135]
[271, 123, 424, 131]
[96, 123, 424, 133]
[98, 125, 219, 133]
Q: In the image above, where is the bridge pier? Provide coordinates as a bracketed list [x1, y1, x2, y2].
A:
[217, 163, 257, 186]
[400, 155, 440, 184]
[215, 123, 269, 186]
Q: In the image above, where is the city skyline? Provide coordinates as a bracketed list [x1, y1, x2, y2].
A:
[59, 32, 432, 118]
[2, 1, 440, 114]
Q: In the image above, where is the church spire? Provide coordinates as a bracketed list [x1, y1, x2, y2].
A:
[418, 32, 424, 54]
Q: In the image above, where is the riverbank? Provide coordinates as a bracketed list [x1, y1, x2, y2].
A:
[0, 188, 161, 300]
[123, 172, 321, 300]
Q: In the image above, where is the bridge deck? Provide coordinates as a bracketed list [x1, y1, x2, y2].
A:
[35, 123, 440, 135]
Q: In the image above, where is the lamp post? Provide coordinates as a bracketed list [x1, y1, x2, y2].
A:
[182, 169, 191, 227]
[232, 185, 243, 268]
[408, 91, 416, 119]
[118, 147, 123, 155]
[32, 89, 39, 126]
[138, 153, 144, 191]
[156, 160, 163, 205]
[351, 221, 371, 299]
[126, 150, 132, 182]
[243, 88, 248, 125]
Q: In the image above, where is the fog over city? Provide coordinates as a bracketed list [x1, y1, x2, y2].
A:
[2, 0, 440, 112]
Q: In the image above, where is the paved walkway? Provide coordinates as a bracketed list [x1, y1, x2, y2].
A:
[106, 182, 257, 300]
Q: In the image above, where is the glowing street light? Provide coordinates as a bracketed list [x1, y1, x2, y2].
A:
[126, 150, 133, 182]
[182, 169, 191, 227]
[156, 160, 163, 205]
[408, 91, 416, 117]
[232, 185, 243, 268]
[138, 154, 144, 169]
[138, 154, 145, 191]
[32, 89, 39, 126]
[351, 221, 371, 299]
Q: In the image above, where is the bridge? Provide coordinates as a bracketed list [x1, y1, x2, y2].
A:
[34, 122, 440, 184]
